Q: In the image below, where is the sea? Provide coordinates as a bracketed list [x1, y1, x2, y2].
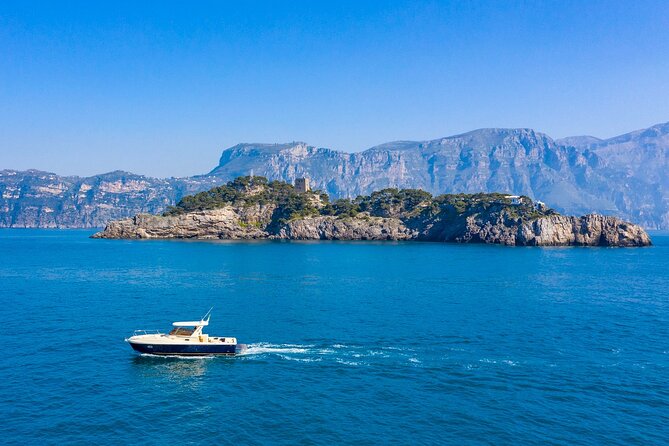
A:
[1, 229, 668, 445]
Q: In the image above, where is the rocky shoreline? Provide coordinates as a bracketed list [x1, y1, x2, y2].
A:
[92, 177, 651, 247]
[93, 211, 651, 247]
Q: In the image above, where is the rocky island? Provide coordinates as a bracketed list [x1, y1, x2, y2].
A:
[92, 176, 651, 246]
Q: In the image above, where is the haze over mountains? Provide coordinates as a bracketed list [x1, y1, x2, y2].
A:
[2, 122, 668, 229]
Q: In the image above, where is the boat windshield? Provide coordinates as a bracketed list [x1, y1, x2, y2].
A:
[169, 327, 195, 336]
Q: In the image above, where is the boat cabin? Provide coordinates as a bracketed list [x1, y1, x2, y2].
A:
[169, 327, 195, 336]
[169, 320, 208, 337]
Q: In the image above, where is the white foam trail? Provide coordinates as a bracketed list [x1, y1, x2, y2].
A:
[381, 346, 413, 352]
[277, 355, 322, 363]
[263, 343, 315, 348]
[240, 343, 312, 356]
[368, 350, 389, 357]
[242, 347, 309, 355]
[237, 342, 428, 367]
[335, 358, 365, 366]
[479, 358, 518, 366]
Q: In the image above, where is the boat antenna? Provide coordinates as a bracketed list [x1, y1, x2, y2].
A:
[202, 307, 213, 322]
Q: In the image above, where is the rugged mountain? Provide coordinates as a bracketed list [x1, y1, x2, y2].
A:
[2, 122, 669, 229]
[557, 122, 669, 229]
[207, 125, 669, 229]
[205, 131, 613, 221]
[92, 176, 651, 247]
[555, 135, 603, 147]
[0, 169, 218, 228]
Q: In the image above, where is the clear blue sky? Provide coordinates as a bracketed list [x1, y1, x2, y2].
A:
[1, 1, 668, 177]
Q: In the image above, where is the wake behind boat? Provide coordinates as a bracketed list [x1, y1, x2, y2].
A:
[126, 310, 247, 356]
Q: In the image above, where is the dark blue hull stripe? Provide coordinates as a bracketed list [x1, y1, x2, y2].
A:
[129, 342, 240, 356]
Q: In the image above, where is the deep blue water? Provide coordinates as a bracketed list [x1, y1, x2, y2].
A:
[1, 230, 668, 445]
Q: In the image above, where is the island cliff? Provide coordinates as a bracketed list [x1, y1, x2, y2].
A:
[92, 177, 651, 247]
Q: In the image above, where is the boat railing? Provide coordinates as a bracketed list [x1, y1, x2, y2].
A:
[132, 329, 162, 336]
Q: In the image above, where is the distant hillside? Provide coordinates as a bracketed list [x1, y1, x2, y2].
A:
[556, 122, 669, 229]
[0, 170, 218, 228]
[1, 121, 669, 229]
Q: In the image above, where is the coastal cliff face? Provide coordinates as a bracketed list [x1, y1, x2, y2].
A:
[96, 208, 269, 240]
[517, 214, 651, 247]
[95, 210, 650, 247]
[96, 211, 416, 241]
[277, 216, 414, 241]
[92, 176, 651, 247]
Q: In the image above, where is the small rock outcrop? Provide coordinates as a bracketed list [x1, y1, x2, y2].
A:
[517, 214, 651, 247]
[92, 176, 652, 247]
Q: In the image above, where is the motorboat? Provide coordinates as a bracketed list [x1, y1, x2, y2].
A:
[126, 310, 247, 356]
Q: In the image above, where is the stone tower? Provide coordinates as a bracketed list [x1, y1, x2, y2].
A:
[295, 177, 310, 193]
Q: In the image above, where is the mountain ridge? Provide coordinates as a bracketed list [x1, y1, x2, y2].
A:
[2, 122, 668, 229]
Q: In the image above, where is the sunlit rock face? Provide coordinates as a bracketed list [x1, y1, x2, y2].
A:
[93, 205, 650, 247]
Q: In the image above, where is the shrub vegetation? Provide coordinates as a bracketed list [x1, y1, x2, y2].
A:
[164, 176, 555, 224]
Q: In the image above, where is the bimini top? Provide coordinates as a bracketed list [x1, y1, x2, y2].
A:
[172, 308, 213, 328]
[172, 320, 209, 327]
